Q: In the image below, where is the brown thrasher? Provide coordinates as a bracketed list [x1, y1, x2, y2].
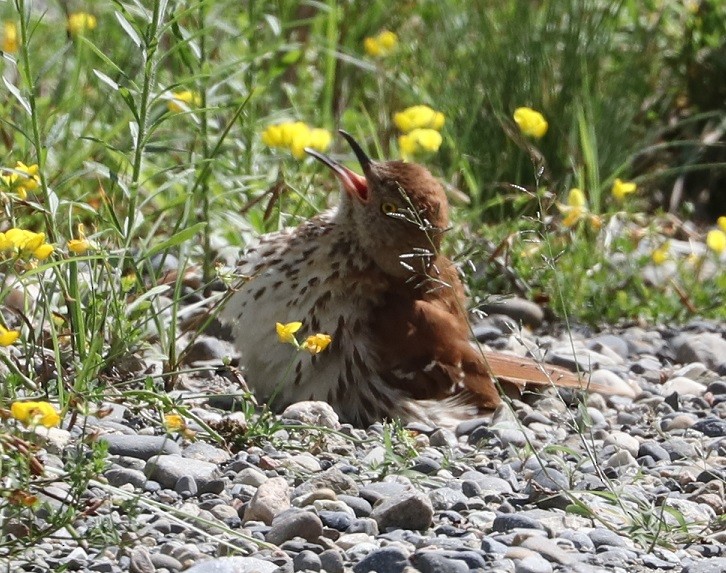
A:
[222, 131, 609, 427]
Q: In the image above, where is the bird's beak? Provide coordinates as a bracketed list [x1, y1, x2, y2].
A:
[305, 130, 371, 203]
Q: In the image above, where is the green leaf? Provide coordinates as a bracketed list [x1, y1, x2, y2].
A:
[145, 223, 207, 259]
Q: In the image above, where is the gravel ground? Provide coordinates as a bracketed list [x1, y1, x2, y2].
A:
[3, 304, 726, 573]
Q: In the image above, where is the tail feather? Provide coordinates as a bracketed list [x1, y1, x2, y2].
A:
[464, 349, 631, 402]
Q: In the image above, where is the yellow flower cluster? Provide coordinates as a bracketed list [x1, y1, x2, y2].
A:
[513, 107, 548, 139]
[651, 243, 669, 265]
[68, 12, 97, 36]
[0, 324, 20, 346]
[363, 30, 398, 58]
[262, 122, 332, 160]
[558, 188, 601, 229]
[0, 228, 54, 260]
[276, 321, 332, 355]
[1, 161, 40, 199]
[394, 105, 445, 161]
[67, 223, 92, 255]
[168, 90, 201, 113]
[11, 401, 60, 428]
[706, 215, 726, 255]
[394, 105, 445, 133]
[2, 21, 18, 53]
[611, 178, 637, 202]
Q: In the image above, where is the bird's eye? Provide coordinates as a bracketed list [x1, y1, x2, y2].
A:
[381, 202, 398, 215]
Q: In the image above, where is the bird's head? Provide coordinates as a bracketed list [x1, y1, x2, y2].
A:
[306, 131, 450, 279]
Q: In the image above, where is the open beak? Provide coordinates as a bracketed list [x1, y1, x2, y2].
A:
[305, 130, 371, 203]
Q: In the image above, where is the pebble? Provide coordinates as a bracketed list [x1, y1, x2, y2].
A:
[352, 546, 409, 573]
[244, 476, 291, 524]
[370, 491, 434, 531]
[265, 508, 323, 545]
[144, 454, 221, 492]
[11, 322, 726, 573]
[101, 434, 181, 459]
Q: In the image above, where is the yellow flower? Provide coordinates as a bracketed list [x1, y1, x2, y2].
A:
[168, 90, 201, 113]
[652, 243, 669, 265]
[6, 228, 43, 251]
[558, 188, 587, 227]
[67, 12, 97, 36]
[1, 228, 53, 260]
[2, 21, 18, 53]
[307, 128, 332, 153]
[513, 107, 548, 139]
[262, 122, 331, 159]
[611, 178, 637, 202]
[706, 229, 726, 254]
[0, 233, 12, 251]
[164, 414, 185, 432]
[276, 321, 302, 344]
[398, 128, 443, 161]
[302, 333, 332, 355]
[718, 216, 726, 233]
[67, 223, 91, 254]
[1, 161, 40, 198]
[67, 239, 89, 254]
[394, 105, 445, 133]
[0, 325, 20, 346]
[33, 243, 54, 260]
[363, 30, 398, 57]
[11, 401, 60, 428]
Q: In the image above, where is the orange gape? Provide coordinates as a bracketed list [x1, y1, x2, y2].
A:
[221, 131, 619, 428]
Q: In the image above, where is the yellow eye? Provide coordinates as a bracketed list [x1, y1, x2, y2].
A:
[381, 202, 397, 214]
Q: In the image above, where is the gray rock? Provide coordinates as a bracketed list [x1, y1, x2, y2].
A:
[183, 441, 231, 464]
[492, 514, 546, 532]
[184, 556, 278, 573]
[352, 546, 409, 573]
[662, 438, 697, 460]
[429, 487, 468, 510]
[370, 491, 434, 531]
[692, 417, 726, 437]
[236, 467, 268, 487]
[184, 335, 229, 363]
[175, 474, 198, 497]
[429, 428, 458, 448]
[661, 376, 707, 396]
[318, 549, 344, 573]
[101, 434, 181, 460]
[682, 557, 726, 573]
[637, 440, 670, 462]
[62, 547, 88, 569]
[149, 553, 183, 571]
[265, 509, 323, 545]
[105, 467, 148, 489]
[292, 550, 321, 572]
[244, 476, 291, 525]
[515, 555, 553, 573]
[588, 527, 629, 548]
[411, 456, 441, 474]
[459, 470, 514, 493]
[527, 467, 568, 491]
[144, 455, 220, 491]
[520, 536, 580, 564]
[588, 335, 630, 359]
[338, 495, 372, 517]
[479, 297, 544, 328]
[473, 323, 504, 342]
[281, 401, 340, 429]
[128, 547, 154, 573]
[604, 430, 640, 456]
[672, 333, 726, 371]
[412, 552, 468, 573]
